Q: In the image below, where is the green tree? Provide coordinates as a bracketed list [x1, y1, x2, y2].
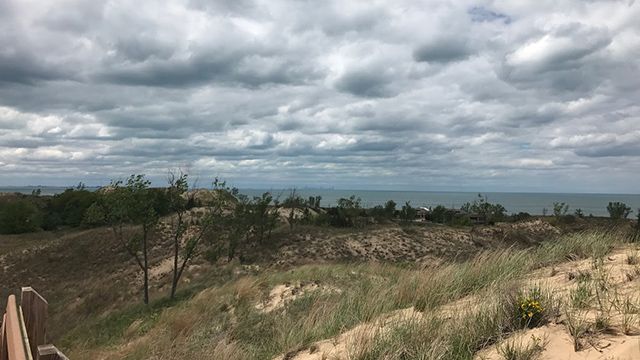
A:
[431, 205, 448, 223]
[82, 202, 107, 227]
[399, 201, 416, 224]
[283, 189, 305, 230]
[606, 202, 632, 220]
[552, 202, 569, 219]
[47, 188, 99, 227]
[230, 193, 250, 259]
[461, 194, 507, 223]
[251, 192, 278, 244]
[104, 174, 158, 305]
[384, 200, 397, 218]
[326, 195, 363, 227]
[165, 172, 191, 299]
[0, 199, 42, 234]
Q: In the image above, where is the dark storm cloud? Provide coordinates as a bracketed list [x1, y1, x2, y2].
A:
[576, 144, 640, 158]
[0, 0, 639, 192]
[335, 70, 395, 98]
[413, 38, 473, 63]
[0, 37, 78, 85]
[98, 50, 317, 88]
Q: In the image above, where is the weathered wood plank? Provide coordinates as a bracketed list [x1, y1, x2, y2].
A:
[20, 288, 48, 358]
[5, 295, 28, 360]
[1, 314, 8, 360]
[17, 306, 33, 360]
[36, 345, 68, 360]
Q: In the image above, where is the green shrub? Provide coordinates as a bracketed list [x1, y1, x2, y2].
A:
[0, 199, 43, 234]
[47, 188, 99, 227]
[607, 202, 632, 220]
[328, 195, 364, 227]
[461, 194, 507, 223]
[511, 212, 532, 222]
[514, 287, 546, 328]
[82, 202, 107, 227]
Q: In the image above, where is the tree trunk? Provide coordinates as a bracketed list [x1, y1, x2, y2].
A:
[143, 229, 149, 305]
[171, 234, 179, 299]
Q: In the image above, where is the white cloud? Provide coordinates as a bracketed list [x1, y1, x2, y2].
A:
[0, 0, 639, 192]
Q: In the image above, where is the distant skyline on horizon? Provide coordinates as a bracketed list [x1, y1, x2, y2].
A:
[2, 183, 639, 196]
[1, 1, 639, 193]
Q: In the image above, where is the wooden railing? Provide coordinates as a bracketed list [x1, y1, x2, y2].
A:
[1, 287, 68, 360]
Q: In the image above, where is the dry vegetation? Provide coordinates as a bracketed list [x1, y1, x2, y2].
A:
[2, 216, 639, 359]
[60, 227, 639, 359]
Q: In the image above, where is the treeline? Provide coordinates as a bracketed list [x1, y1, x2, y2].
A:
[2, 185, 639, 235]
[541, 201, 637, 224]
[0, 183, 177, 234]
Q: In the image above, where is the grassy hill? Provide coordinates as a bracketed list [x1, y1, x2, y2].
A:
[2, 218, 638, 359]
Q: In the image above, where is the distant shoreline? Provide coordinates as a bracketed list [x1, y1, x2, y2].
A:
[2, 186, 639, 217]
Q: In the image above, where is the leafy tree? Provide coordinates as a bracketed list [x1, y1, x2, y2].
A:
[461, 194, 507, 223]
[607, 202, 632, 220]
[552, 202, 569, 219]
[47, 188, 99, 227]
[0, 199, 43, 234]
[574, 208, 584, 218]
[199, 182, 282, 262]
[431, 205, 448, 224]
[369, 200, 396, 222]
[224, 192, 251, 260]
[165, 172, 192, 299]
[163, 173, 236, 299]
[337, 195, 361, 210]
[399, 201, 416, 224]
[283, 189, 305, 230]
[384, 200, 397, 218]
[369, 205, 386, 221]
[329, 195, 363, 227]
[103, 174, 158, 305]
[82, 202, 107, 227]
[251, 192, 278, 244]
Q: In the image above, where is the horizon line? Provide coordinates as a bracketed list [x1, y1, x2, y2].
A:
[2, 184, 640, 196]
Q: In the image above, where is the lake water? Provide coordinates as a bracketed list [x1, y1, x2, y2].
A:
[2, 186, 639, 217]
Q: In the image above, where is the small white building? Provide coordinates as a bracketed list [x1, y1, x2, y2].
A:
[415, 206, 431, 221]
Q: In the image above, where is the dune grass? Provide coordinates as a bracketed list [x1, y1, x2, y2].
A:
[64, 228, 629, 359]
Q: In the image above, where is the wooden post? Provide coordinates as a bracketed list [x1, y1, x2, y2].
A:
[1, 314, 8, 360]
[36, 345, 68, 360]
[20, 288, 48, 358]
[4, 295, 28, 360]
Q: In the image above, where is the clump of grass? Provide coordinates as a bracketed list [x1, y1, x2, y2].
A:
[593, 313, 613, 334]
[614, 296, 639, 335]
[352, 317, 444, 360]
[627, 252, 640, 265]
[570, 280, 593, 309]
[497, 335, 547, 360]
[564, 309, 589, 351]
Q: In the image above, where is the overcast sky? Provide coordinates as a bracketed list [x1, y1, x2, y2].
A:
[0, 0, 639, 192]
